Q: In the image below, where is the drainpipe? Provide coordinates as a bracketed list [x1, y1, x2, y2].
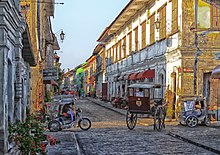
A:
[194, 0, 199, 95]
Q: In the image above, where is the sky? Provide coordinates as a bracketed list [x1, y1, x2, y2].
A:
[51, 0, 130, 72]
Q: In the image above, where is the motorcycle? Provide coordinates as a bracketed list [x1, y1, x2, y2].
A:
[48, 103, 91, 132]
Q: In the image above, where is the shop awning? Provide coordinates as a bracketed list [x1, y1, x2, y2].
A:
[211, 65, 220, 79]
[136, 69, 155, 79]
[128, 73, 139, 80]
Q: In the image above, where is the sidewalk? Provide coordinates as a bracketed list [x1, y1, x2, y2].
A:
[87, 97, 220, 154]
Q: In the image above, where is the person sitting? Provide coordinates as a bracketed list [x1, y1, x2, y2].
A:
[136, 88, 144, 97]
[60, 104, 75, 125]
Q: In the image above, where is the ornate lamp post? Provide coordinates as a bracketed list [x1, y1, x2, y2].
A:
[59, 30, 65, 42]
[155, 18, 160, 32]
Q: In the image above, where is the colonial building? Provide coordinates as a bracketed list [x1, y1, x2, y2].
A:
[100, 0, 220, 118]
[30, 0, 57, 112]
[83, 55, 96, 96]
[0, 0, 61, 153]
[96, 27, 110, 100]
[203, 0, 220, 120]
[93, 43, 106, 98]
[0, 0, 36, 153]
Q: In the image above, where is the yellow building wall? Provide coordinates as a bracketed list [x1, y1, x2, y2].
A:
[20, 1, 43, 113]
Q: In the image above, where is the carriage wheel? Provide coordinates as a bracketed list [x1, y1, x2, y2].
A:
[154, 105, 165, 131]
[126, 111, 137, 130]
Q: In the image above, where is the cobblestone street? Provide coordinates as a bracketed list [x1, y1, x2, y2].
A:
[46, 98, 220, 155]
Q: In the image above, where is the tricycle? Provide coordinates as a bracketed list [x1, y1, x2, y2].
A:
[48, 99, 91, 132]
[179, 96, 211, 127]
[126, 82, 167, 131]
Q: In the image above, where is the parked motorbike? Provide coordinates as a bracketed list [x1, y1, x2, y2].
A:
[48, 104, 91, 132]
[111, 97, 128, 109]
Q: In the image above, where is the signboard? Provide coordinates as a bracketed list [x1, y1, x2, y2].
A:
[183, 67, 194, 73]
[43, 68, 58, 80]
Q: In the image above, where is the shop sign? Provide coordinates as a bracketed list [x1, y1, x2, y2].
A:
[183, 67, 194, 73]
[43, 68, 58, 80]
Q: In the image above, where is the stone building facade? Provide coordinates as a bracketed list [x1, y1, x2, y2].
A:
[83, 55, 96, 96]
[94, 44, 106, 98]
[0, 0, 36, 153]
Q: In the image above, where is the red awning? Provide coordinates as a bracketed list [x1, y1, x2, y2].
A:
[128, 73, 139, 80]
[211, 65, 220, 79]
[136, 69, 155, 79]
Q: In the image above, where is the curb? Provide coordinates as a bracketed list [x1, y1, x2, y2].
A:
[167, 131, 220, 154]
[72, 132, 83, 155]
[87, 98, 126, 116]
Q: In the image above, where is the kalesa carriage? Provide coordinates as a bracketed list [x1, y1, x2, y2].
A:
[126, 82, 167, 131]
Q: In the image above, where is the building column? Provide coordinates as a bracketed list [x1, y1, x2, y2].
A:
[0, 46, 7, 154]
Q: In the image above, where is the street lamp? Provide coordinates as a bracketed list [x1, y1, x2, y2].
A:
[54, 29, 65, 42]
[46, 30, 65, 45]
[155, 17, 160, 32]
[59, 30, 65, 42]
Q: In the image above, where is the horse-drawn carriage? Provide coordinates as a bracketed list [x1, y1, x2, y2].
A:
[126, 82, 167, 131]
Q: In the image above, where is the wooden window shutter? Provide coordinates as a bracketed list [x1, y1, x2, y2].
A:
[159, 5, 166, 39]
[128, 32, 132, 55]
[134, 27, 138, 51]
[141, 21, 146, 49]
[172, 0, 178, 33]
[150, 14, 155, 44]
[122, 36, 126, 58]
[211, 1, 220, 29]
[118, 40, 121, 60]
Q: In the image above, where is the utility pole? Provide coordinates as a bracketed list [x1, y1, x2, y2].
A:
[194, 0, 199, 95]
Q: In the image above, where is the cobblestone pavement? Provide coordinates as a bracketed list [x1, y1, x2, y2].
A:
[46, 97, 220, 155]
[46, 132, 78, 155]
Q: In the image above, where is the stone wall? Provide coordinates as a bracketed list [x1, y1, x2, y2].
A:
[0, 0, 32, 154]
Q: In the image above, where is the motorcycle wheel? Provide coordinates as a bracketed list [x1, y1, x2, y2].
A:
[78, 118, 91, 130]
[186, 116, 198, 128]
[48, 120, 61, 132]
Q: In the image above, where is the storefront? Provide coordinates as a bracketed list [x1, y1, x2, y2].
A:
[210, 65, 220, 121]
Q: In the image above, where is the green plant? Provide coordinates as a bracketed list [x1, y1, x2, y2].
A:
[44, 91, 52, 102]
[8, 114, 47, 155]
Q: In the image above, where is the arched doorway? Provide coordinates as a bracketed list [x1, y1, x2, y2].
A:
[158, 68, 166, 99]
[171, 72, 177, 118]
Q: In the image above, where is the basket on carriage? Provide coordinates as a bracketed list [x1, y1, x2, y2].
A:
[126, 82, 167, 131]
